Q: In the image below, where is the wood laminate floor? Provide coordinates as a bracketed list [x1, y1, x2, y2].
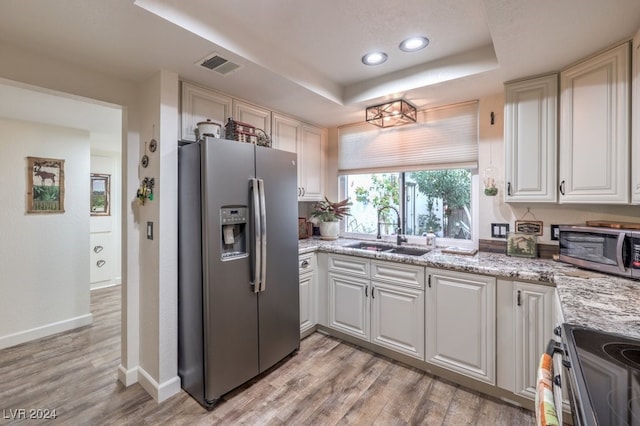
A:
[0, 285, 535, 425]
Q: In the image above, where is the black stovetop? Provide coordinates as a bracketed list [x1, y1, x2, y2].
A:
[563, 324, 640, 426]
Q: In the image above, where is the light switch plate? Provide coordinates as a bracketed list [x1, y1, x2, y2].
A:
[147, 221, 153, 240]
[551, 224, 560, 241]
[491, 223, 509, 239]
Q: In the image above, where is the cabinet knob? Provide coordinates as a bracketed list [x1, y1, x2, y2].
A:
[554, 375, 561, 387]
[300, 260, 309, 268]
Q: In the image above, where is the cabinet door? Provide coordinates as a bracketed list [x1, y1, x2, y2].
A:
[504, 75, 558, 202]
[371, 281, 424, 359]
[299, 271, 316, 335]
[559, 43, 630, 203]
[632, 30, 640, 204]
[180, 81, 232, 142]
[233, 99, 271, 135]
[272, 113, 299, 153]
[513, 282, 555, 400]
[426, 269, 496, 384]
[298, 125, 325, 201]
[328, 272, 369, 340]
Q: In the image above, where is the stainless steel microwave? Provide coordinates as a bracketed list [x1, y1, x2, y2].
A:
[559, 225, 640, 279]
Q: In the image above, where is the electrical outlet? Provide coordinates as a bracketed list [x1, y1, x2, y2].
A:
[147, 221, 154, 240]
[491, 223, 509, 239]
[551, 224, 560, 241]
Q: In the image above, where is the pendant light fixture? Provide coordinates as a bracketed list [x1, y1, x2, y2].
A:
[366, 99, 417, 128]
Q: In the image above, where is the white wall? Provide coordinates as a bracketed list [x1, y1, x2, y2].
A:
[135, 70, 180, 402]
[0, 118, 92, 348]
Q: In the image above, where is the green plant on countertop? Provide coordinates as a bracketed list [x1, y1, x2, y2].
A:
[311, 197, 352, 222]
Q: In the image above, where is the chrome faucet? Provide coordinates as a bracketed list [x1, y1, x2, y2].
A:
[376, 206, 407, 245]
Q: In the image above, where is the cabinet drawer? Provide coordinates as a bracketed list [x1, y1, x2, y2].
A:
[371, 260, 424, 289]
[299, 253, 316, 274]
[328, 254, 369, 277]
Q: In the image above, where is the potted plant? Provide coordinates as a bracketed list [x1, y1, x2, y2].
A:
[310, 197, 352, 240]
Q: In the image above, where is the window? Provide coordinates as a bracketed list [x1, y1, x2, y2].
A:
[341, 168, 474, 244]
[338, 101, 479, 247]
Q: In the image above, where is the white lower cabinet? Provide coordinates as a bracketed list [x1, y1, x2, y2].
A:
[328, 271, 370, 340]
[371, 281, 425, 359]
[326, 254, 425, 360]
[426, 268, 496, 384]
[299, 253, 317, 336]
[497, 280, 555, 402]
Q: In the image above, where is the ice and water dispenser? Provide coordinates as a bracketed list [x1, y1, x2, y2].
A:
[220, 206, 248, 260]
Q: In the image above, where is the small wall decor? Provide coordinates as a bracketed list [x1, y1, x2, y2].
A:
[515, 220, 543, 236]
[27, 156, 65, 213]
[507, 232, 538, 258]
[90, 173, 110, 216]
[515, 208, 543, 236]
[136, 177, 155, 205]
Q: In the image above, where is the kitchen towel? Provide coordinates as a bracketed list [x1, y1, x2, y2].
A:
[535, 344, 560, 426]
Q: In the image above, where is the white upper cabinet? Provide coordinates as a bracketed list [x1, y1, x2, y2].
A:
[632, 30, 640, 204]
[504, 74, 558, 202]
[232, 99, 271, 136]
[299, 124, 326, 201]
[180, 81, 232, 142]
[559, 42, 630, 203]
[272, 113, 299, 153]
[272, 112, 325, 201]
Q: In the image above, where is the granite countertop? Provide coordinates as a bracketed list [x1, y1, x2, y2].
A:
[299, 237, 640, 339]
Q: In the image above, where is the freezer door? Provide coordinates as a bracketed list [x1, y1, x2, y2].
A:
[255, 145, 300, 372]
[201, 139, 259, 401]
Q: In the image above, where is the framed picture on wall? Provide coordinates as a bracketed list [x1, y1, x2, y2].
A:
[90, 173, 111, 216]
[27, 156, 65, 213]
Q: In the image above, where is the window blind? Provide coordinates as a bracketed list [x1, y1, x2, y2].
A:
[338, 100, 478, 174]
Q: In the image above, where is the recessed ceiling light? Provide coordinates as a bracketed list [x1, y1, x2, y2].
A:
[399, 36, 429, 52]
[361, 51, 388, 66]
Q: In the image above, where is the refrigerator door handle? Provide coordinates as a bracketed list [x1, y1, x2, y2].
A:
[258, 178, 267, 292]
[250, 178, 262, 293]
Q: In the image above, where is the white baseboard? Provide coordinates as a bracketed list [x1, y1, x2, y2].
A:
[117, 364, 138, 387]
[137, 366, 181, 403]
[90, 281, 120, 291]
[0, 314, 93, 350]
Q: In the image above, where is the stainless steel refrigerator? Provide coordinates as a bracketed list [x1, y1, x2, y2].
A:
[178, 137, 299, 409]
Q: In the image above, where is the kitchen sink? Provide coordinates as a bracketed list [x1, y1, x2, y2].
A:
[344, 242, 430, 257]
[385, 247, 430, 256]
[344, 242, 395, 252]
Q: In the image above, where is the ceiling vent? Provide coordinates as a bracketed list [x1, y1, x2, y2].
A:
[197, 52, 242, 76]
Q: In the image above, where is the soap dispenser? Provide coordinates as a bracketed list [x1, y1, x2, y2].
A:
[426, 228, 436, 249]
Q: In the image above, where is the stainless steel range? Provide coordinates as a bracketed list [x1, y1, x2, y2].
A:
[562, 324, 640, 425]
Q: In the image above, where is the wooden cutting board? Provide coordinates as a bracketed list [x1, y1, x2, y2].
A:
[586, 220, 640, 230]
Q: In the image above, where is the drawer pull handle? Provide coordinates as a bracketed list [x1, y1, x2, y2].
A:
[96, 260, 106, 268]
[517, 290, 522, 306]
[300, 260, 309, 268]
[93, 245, 104, 253]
